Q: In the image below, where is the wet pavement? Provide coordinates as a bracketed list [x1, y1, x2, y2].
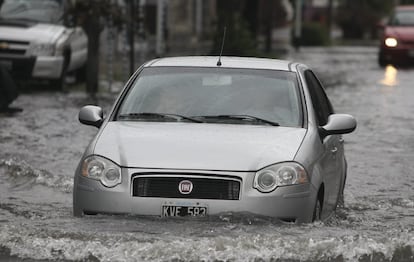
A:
[0, 47, 413, 261]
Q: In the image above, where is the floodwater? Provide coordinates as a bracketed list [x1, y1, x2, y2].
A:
[0, 47, 413, 261]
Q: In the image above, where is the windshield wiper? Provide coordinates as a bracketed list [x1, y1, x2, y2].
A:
[193, 115, 279, 126]
[118, 112, 203, 123]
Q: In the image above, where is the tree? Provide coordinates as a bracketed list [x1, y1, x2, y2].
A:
[400, 0, 414, 4]
[336, 0, 394, 39]
[67, 0, 123, 96]
[211, 0, 258, 57]
[259, 0, 290, 53]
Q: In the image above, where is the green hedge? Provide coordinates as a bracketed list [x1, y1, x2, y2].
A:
[293, 23, 330, 46]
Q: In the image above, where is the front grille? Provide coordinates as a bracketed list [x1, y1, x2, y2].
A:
[0, 39, 29, 45]
[0, 39, 29, 56]
[132, 175, 241, 200]
[0, 57, 35, 79]
[0, 49, 26, 55]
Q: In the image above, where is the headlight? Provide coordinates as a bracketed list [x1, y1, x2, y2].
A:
[253, 162, 308, 193]
[385, 37, 398, 47]
[27, 43, 55, 56]
[81, 155, 122, 188]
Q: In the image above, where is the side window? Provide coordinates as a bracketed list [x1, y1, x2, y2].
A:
[304, 70, 333, 126]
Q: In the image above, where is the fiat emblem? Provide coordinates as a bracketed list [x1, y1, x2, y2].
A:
[178, 180, 193, 194]
[0, 42, 9, 49]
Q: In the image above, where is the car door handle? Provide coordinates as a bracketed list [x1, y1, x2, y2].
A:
[331, 147, 338, 154]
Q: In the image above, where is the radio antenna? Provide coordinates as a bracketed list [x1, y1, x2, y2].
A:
[217, 27, 227, 66]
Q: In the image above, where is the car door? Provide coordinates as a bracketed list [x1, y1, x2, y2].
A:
[305, 70, 342, 212]
[65, 27, 88, 72]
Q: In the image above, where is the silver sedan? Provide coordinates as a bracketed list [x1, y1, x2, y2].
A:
[73, 57, 356, 223]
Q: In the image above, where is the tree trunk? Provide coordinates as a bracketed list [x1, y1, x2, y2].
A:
[265, 0, 274, 53]
[84, 10, 101, 96]
[327, 0, 333, 42]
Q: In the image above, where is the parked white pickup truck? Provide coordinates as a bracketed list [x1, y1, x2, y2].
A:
[0, 0, 88, 89]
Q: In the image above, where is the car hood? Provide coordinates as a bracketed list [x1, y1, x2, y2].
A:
[94, 122, 307, 171]
[385, 26, 414, 40]
[0, 22, 65, 43]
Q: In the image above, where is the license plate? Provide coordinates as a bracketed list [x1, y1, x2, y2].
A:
[0, 60, 12, 71]
[162, 205, 207, 217]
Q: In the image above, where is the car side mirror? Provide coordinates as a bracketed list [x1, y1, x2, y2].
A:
[79, 105, 104, 128]
[319, 114, 356, 138]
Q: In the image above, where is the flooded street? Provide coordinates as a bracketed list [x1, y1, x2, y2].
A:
[0, 47, 413, 261]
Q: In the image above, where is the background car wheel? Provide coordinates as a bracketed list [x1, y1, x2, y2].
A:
[50, 51, 70, 90]
[75, 64, 87, 83]
[378, 53, 387, 67]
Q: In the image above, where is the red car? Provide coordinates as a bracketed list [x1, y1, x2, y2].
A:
[379, 5, 414, 66]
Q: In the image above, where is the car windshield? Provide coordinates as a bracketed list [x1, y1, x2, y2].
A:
[117, 67, 302, 127]
[0, 0, 63, 23]
[389, 9, 414, 26]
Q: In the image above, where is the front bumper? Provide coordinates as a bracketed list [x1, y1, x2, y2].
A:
[0, 55, 64, 80]
[379, 46, 414, 65]
[73, 168, 318, 223]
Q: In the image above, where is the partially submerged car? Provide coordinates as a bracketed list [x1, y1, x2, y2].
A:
[0, 0, 87, 88]
[74, 57, 356, 223]
[379, 5, 414, 66]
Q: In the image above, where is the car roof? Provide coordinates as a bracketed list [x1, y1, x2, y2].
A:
[145, 56, 297, 72]
[396, 5, 414, 11]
